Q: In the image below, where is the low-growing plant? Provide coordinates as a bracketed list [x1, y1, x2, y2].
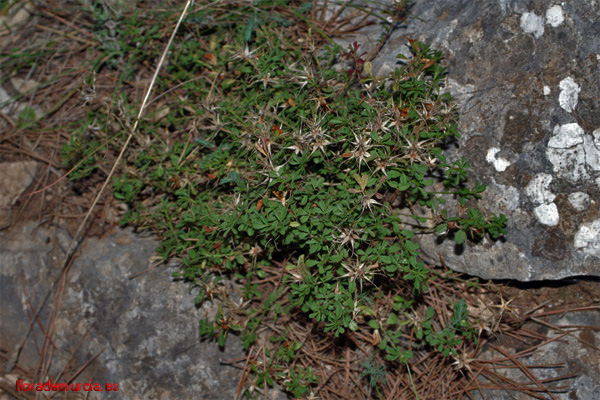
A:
[361, 353, 388, 398]
[62, 1, 507, 397]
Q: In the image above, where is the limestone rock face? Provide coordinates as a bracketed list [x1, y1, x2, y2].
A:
[339, 0, 600, 280]
[0, 224, 246, 399]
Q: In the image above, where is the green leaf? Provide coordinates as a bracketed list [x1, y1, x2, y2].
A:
[387, 170, 401, 179]
[329, 254, 343, 263]
[386, 313, 399, 325]
[368, 320, 380, 330]
[252, 219, 267, 229]
[217, 332, 226, 348]
[348, 320, 358, 331]
[309, 242, 320, 254]
[404, 240, 419, 252]
[436, 223, 447, 233]
[401, 230, 414, 239]
[455, 229, 466, 245]
[415, 328, 423, 340]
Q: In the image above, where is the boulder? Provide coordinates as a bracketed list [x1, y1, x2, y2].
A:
[336, 0, 600, 280]
[0, 223, 250, 399]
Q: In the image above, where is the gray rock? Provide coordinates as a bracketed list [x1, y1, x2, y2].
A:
[0, 1, 32, 41]
[0, 161, 38, 229]
[334, 0, 600, 280]
[0, 223, 249, 399]
[0, 71, 43, 129]
[475, 311, 600, 400]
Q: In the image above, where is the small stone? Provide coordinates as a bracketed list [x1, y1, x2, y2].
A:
[0, 161, 38, 229]
[0, 2, 32, 29]
[0, 86, 11, 113]
[10, 78, 38, 94]
[0, 161, 38, 208]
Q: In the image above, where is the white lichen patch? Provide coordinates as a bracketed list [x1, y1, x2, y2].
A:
[548, 123, 584, 148]
[520, 12, 545, 38]
[498, 185, 520, 210]
[543, 85, 551, 96]
[494, 158, 511, 172]
[485, 147, 511, 171]
[574, 219, 600, 257]
[546, 123, 598, 183]
[485, 148, 499, 163]
[445, 78, 476, 106]
[533, 203, 559, 226]
[568, 192, 590, 211]
[558, 77, 580, 112]
[525, 173, 560, 225]
[545, 5, 564, 27]
[490, 180, 521, 211]
[546, 146, 589, 183]
[585, 129, 600, 172]
[525, 173, 555, 206]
